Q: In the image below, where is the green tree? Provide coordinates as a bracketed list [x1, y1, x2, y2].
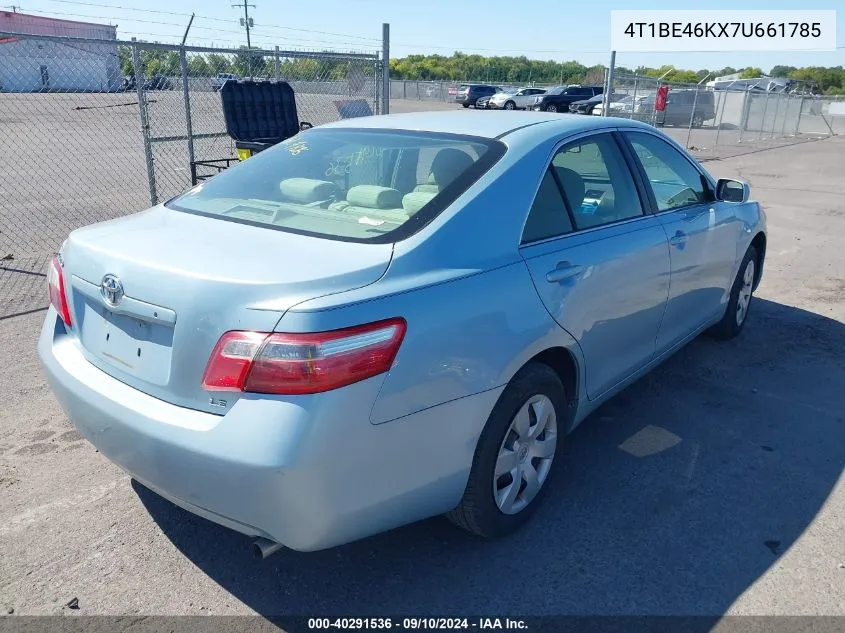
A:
[187, 55, 210, 77]
[207, 54, 232, 75]
[770, 65, 797, 78]
[739, 67, 764, 79]
[118, 45, 133, 76]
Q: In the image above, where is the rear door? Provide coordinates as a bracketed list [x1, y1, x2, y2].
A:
[519, 132, 671, 399]
[621, 130, 742, 352]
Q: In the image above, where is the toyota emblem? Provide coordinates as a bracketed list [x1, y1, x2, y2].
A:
[101, 274, 124, 306]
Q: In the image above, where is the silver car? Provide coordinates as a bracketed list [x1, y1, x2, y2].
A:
[488, 86, 547, 110]
[40, 112, 766, 554]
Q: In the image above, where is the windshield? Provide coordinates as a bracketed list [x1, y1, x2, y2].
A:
[167, 129, 505, 243]
[547, 87, 565, 95]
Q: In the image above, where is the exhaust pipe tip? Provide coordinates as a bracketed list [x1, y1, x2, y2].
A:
[253, 537, 283, 559]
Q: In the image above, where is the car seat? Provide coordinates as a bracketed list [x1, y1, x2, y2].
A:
[404, 148, 475, 211]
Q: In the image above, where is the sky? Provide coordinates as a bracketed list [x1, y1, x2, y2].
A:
[10, 0, 845, 72]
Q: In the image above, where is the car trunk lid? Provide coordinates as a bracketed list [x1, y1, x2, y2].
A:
[61, 206, 393, 414]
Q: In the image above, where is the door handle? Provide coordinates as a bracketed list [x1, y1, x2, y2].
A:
[669, 230, 687, 248]
[546, 262, 585, 283]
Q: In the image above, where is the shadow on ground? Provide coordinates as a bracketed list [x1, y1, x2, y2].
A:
[135, 298, 845, 618]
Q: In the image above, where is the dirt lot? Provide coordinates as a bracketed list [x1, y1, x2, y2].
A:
[0, 129, 843, 618]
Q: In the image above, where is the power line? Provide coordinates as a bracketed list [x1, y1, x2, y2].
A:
[33, 0, 382, 41]
[18, 7, 378, 48]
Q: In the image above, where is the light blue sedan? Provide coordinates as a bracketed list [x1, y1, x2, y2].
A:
[39, 111, 766, 555]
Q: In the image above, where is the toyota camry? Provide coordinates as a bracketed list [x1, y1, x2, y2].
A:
[39, 111, 766, 555]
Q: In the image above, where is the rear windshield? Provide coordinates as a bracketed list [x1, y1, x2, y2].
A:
[167, 128, 505, 243]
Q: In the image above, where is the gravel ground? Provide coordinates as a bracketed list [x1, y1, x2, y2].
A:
[0, 126, 843, 621]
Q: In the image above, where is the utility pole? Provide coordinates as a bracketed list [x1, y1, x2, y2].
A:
[232, 0, 255, 79]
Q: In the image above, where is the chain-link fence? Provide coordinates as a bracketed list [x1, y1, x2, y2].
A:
[605, 71, 840, 160]
[0, 32, 384, 318]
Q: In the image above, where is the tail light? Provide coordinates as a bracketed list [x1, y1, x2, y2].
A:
[47, 255, 72, 327]
[202, 318, 407, 395]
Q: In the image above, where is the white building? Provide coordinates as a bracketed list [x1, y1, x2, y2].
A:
[0, 11, 122, 92]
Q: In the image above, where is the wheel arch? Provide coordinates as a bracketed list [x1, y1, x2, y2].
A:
[511, 346, 581, 434]
[750, 231, 766, 291]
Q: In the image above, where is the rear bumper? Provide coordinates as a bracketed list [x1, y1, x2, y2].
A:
[38, 310, 502, 552]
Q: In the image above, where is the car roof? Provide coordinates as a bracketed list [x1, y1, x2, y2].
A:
[318, 111, 654, 140]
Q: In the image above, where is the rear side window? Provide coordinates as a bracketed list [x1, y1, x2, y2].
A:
[168, 129, 505, 243]
[522, 169, 574, 244]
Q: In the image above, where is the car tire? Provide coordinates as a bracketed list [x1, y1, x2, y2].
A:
[692, 114, 704, 128]
[707, 245, 758, 340]
[462, 103, 470, 108]
[504, 101, 516, 111]
[445, 362, 565, 539]
[545, 104, 557, 113]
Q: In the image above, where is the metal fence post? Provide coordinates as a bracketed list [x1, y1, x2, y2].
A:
[794, 97, 804, 135]
[738, 91, 749, 143]
[132, 42, 157, 206]
[714, 90, 728, 146]
[781, 93, 791, 136]
[274, 46, 280, 81]
[685, 83, 700, 149]
[179, 48, 196, 183]
[757, 91, 770, 141]
[601, 51, 616, 117]
[381, 23, 390, 115]
[769, 93, 781, 139]
[631, 76, 638, 118]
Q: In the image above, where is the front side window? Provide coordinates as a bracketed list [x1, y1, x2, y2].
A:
[625, 131, 709, 212]
[168, 129, 503, 243]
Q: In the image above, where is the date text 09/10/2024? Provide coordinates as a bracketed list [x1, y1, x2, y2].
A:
[307, 618, 529, 630]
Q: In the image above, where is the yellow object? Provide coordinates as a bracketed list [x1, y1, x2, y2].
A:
[237, 148, 252, 161]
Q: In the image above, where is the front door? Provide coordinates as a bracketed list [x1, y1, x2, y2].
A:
[623, 131, 742, 353]
[519, 132, 671, 399]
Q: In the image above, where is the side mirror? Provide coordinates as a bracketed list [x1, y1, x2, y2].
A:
[716, 178, 750, 203]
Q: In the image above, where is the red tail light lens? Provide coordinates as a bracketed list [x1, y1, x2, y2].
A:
[47, 255, 72, 327]
[201, 331, 268, 391]
[202, 318, 407, 395]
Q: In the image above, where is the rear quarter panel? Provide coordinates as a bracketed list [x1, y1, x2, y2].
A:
[278, 263, 582, 425]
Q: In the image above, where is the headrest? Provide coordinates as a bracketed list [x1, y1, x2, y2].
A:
[402, 191, 437, 214]
[279, 178, 337, 203]
[346, 185, 403, 210]
[555, 167, 586, 210]
[428, 148, 474, 188]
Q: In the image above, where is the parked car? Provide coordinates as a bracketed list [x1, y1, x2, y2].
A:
[455, 84, 500, 108]
[655, 89, 716, 128]
[40, 111, 766, 555]
[144, 74, 174, 90]
[211, 73, 239, 91]
[122, 75, 136, 92]
[475, 94, 495, 109]
[592, 94, 650, 117]
[488, 86, 546, 110]
[569, 92, 626, 115]
[532, 85, 603, 112]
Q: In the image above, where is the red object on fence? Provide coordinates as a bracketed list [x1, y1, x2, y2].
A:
[655, 85, 669, 112]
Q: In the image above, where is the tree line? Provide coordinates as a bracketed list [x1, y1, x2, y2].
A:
[118, 46, 374, 81]
[118, 46, 845, 95]
[388, 53, 845, 95]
